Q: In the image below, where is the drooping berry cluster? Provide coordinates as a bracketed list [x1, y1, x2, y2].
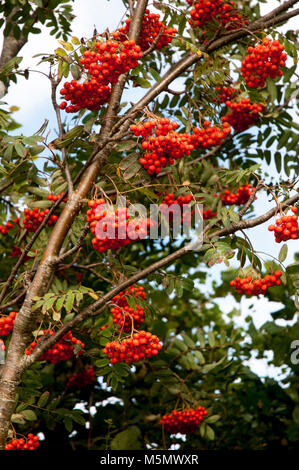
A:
[190, 120, 231, 150]
[59, 80, 111, 113]
[230, 270, 282, 296]
[110, 284, 147, 332]
[133, 118, 193, 176]
[87, 199, 154, 253]
[5, 434, 40, 451]
[0, 311, 17, 336]
[217, 184, 255, 206]
[188, 0, 247, 32]
[47, 192, 68, 203]
[25, 330, 85, 364]
[160, 406, 208, 434]
[131, 118, 231, 176]
[60, 39, 142, 113]
[66, 365, 96, 389]
[23, 208, 58, 232]
[113, 9, 177, 51]
[103, 331, 162, 364]
[241, 38, 287, 88]
[268, 207, 299, 243]
[221, 99, 264, 133]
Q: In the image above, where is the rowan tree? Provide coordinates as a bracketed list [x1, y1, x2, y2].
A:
[0, 0, 299, 451]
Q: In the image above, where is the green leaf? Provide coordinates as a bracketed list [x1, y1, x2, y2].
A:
[135, 77, 151, 88]
[205, 424, 215, 440]
[278, 244, 288, 263]
[21, 409, 37, 421]
[37, 391, 50, 408]
[65, 291, 75, 313]
[111, 426, 142, 450]
[14, 142, 26, 157]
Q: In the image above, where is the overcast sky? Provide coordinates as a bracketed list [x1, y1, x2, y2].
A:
[1, 1, 298, 379]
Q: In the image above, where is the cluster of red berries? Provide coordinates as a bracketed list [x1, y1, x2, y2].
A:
[59, 80, 111, 113]
[110, 285, 147, 332]
[215, 84, 239, 103]
[133, 118, 193, 176]
[217, 184, 255, 206]
[87, 199, 154, 253]
[159, 192, 194, 223]
[190, 120, 231, 150]
[66, 365, 96, 389]
[203, 208, 217, 220]
[47, 192, 68, 203]
[131, 118, 231, 175]
[23, 208, 58, 232]
[103, 331, 162, 364]
[25, 330, 85, 364]
[268, 207, 299, 243]
[230, 270, 282, 296]
[112, 9, 177, 52]
[0, 221, 14, 235]
[110, 305, 145, 333]
[0, 311, 17, 336]
[60, 39, 142, 113]
[160, 406, 208, 434]
[241, 38, 287, 88]
[5, 434, 40, 451]
[222, 99, 264, 133]
[188, 0, 247, 31]
[0, 217, 19, 235]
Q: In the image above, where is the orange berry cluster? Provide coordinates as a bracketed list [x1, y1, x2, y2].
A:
[230, 270, 282, 296]
[189, 0, 247, 31]
[5, 434, 39, 451]
[110, 284, 147, 333]
[241, 38, 287, 88]
[47, 192, 68, 203]
[222, 99, 264, 133]
[160, 406, 208, 434]
[23, 208, 58, 232]
[87, 199, 154, 253]
[217, 184, 255, 206]
[112, 9, 177, 52]
[103, 331, 162, 364]
[268, 207, 299, 243]
[0, 311, 17, 336]
[131, 118, 231, 176]
[66, 365, 96, 389]
[159, 191, 194, 223]
[134, 118, 192, 176]
[189, 120, 231, 150]
[60, 39, 142, 113]
[25, 330, 85, 364]
[59, 80, 111, 113]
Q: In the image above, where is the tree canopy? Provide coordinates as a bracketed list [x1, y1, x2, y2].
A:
[0, 0, 299, 451]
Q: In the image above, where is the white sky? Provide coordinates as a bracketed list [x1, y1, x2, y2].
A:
[1, 1, 298, 379]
